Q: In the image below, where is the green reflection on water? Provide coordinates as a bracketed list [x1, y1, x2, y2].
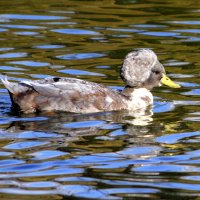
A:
[0, 0, 200, 199]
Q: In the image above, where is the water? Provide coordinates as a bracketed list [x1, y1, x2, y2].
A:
[0, 0, 200, 199]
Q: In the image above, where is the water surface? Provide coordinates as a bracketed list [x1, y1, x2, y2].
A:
[0, 0, 200, 199]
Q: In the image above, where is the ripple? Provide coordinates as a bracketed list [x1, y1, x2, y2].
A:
[169, 74, 195, 78]
[181, 36, 200, 42]
[0, 163, 52, 173]
[150, 182, 200, 191]
[56, 176, 99, 183]
[0, 151, 14, 156]
[64, 120, 105, 129]
[0, 14, 67, 20]
[19, 167, 83, 178]
[0, 16, 10, 23]
[181, 175, 200, 181]
[154, 101, 175, 113]
[177, 82, 199, 87]
[164, 60, 190, 66]
[57, 185, 115, 199]
[102, 187, 159, 195]
[140, 31, 180, 37]
[118, 146, 161, 156]
[182, 89, 200, 96]
[133, 24, 167, 28]
[56, 52, 105, 60]
[0, 188, 56, 195]
[0, 131, 59, 139]
[0, 52, 27, 59]
[49, 10, 75, 14]
[174, 100, 200, 106]
[150, 154, 191, 163]
[0, 159, 25, 167]
[95, 65, 110, 69]
[29, 150, 68, 160]
[0, 1, 200, 199]
[0, 65, 25, 71]
[169, 20, 200, 25]
[44, 21, 77, 25]
[75, 154, 120, 164]
[106, 27, 141, 33]
[22, 181, 59, 188]
[33, 44, 65, 49]
[0, 24, 45, 29]
[58, 185, 94, 196]
[14, 31, 39, 36]
[92, 159, 153, 169]
[0, 28, 7, 32]
[174, 29, 200, 34]
[8, 60, 50, 67]
[184, 116, 200, 122]
[156, 131, 200, 144]
[155, 182, 200, 191]
[51, 28, 100, 35]
[30, 74, 53, 79]
[58, 69, 105, 76]
[0, 117, 48, 125]
[0, 47, 14, 51]
[17, 131, 60, 139]
[109, 129, 127, 137]
[103, 180, 200, 192]
[3, 141, 49, 150]
[134, 164, 200, 173]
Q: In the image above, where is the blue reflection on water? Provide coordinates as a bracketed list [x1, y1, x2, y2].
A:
[8, 60, 50, 67]
[0, 14, 67, 20]
[156, 131, 200, 144]
[140, 31, 180, 37]
[0, 52, 27, 59]
[52, 28, 100, 35]
[56, 52, 105, 60]
[64, 120, 106, 129]
[14, 31, 39, 36]
[0, 24, 45, 29]
[58, 69, 105, 76]
[0, 0, 200, 199]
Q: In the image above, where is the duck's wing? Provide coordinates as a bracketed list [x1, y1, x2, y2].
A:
[21, 77, 110, 97]
[19, 77, 125, 113]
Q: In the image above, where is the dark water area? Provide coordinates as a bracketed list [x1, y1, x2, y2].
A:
[0, 0, 200, 199]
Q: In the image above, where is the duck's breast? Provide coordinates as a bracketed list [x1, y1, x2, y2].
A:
[127, 88, 153, 110]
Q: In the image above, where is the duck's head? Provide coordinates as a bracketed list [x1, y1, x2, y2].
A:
[120, 49, 181, 90]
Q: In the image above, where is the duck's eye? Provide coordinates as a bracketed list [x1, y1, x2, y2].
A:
[152, 70, 160, 75]
[53, 77, 61, 82]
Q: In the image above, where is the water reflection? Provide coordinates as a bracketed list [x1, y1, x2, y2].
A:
[0, 0, 200, 199]
[52, 28, 100, 35]
[0, 14, 67, 20]
[3, 108, 155, 134]
[56, 52, 105, 60]
[0, 52, 27, 59]
[8, 60, 50, 67]
[0, 24, 45, 29]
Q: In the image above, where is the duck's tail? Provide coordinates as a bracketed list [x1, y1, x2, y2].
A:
[0, 75, 29, 94]
[0, 75, 32, 109]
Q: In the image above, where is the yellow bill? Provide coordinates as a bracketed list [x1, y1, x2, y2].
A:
[161, 73, 181, 88]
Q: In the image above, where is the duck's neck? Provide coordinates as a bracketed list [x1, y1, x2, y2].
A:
[121, 86, 135, 97]
[121, 86, 153, 110]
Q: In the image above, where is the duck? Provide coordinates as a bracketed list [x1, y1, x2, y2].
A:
[0, 49, 180, 114]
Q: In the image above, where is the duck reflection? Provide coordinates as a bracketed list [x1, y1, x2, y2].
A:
[2, 107, 164, 149]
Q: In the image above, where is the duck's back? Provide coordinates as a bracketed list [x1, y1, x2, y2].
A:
[1, 77, 126, 113]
